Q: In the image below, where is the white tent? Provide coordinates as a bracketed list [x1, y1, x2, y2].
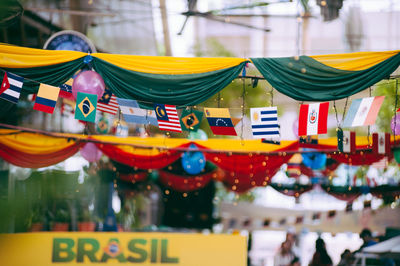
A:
[354, 236, 400, 265]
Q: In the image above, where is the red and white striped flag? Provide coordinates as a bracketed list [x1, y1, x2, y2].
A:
[298, 102, 329, 136]
[97, 92, 119, 115]
[154, 104, 182, 132]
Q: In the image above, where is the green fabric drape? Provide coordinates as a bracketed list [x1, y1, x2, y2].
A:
[1, 57, 86, 94]
[92, 57, 247, 108]
[0, 57, 85, 112]
[251, 53, 400, 101]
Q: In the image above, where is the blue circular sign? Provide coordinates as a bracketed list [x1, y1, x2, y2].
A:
[44, 30, 96, 53]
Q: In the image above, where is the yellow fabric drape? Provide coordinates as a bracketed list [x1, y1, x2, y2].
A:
[310, 50, 400, 71]
[0, 43, 86, 68]
[0, 130, 79, 154]
[92, 53, 248, 74]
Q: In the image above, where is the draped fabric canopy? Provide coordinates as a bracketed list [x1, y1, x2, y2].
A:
[0, 44, 247, 109]
[0, 129, 396, 192]
[1, 44, 399, 109]
[251, 50, 400, 101]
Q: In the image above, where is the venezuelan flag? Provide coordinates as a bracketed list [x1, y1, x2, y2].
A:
[204, 108, 237, 136]
[33, 83, 60, 114]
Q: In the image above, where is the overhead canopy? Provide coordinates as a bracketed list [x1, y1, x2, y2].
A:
[0, 43, 247, 108]
[1, 44, 400, 108]
[251, 50, 400, 101]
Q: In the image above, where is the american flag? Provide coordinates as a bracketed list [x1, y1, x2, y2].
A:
[153, 104, 182, 132]
[97, 89, 119, 115]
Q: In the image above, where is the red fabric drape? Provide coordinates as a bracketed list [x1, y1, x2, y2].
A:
[119, 172, 148, 183]
[330, 151, 391, 165]
[97, 143, 191, 169]
[0, 142, 83, 168]
[158, 170, 214, 192]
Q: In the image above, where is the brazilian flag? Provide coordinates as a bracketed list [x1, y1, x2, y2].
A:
[180, 109, 203, 132]
[75, 92, 97, 123]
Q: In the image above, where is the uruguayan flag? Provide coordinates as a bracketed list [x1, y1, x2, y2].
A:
[116, 98, 158, 126]
[0, 72, 24, 104]
[250, 107, 280, 139]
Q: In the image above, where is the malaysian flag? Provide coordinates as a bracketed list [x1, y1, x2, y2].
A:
[250, 107, 280, 139]
[97, 89, 118, 115]
[154, 103, 182, 132]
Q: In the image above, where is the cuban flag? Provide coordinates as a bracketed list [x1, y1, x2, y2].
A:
[298, 102, 329, 136]
[0, 72, 24, 104]
[250, 107, 280, 139]
[343, 96, 385, 127]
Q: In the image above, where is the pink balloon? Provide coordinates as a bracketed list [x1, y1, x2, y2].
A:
[391, 113, 400, 135]
[72, 70, 105, 99]
[80, 143, 102, 162]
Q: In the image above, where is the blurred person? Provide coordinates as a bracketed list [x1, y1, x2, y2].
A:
[358, 228, 377, 250]
[286, 231, 300, 258]
[338, 249, 352, 266]
[309, 238, 332, 266]
[289, 257, 300, 266]
[274, 240, 295, 266]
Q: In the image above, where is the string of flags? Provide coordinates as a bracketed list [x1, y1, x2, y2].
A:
[0, 70, 392, 147]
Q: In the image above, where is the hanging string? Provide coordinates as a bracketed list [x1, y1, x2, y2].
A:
[217, 92, 221, 108]
[241, 78, 246, 144]
[333, 100, 340, 129]
[270, 88, 274, 107]
[394, 79, 399, 145]
[367, 87, 372, 146]
[341, 97, 349, 123]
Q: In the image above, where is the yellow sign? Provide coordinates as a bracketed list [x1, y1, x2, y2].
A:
[0, 232, 246, 266]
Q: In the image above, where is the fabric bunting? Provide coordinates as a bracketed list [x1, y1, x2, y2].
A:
[33, 83, 60, 114]
[117, 98, 157, 125]
[250, 107, 280, 139]
[97, 88, 118, 115]
[204, 107, 237, 136]
[154, 104, 182, 132]
[75, 92, 97, 122]
[180, 109, 203, 132]
[0, 71, 23, 104]
[342, 96, 385, 127]
[298, 102, 329, 136]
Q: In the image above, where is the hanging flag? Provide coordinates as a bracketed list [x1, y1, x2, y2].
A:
[327, 210, 336, 219]
[343, 96, 385, 127]
[295, 216, 304, 224]
[180, 109, 203, 131]
[337, 129, 356, 153]
[372, 132, 391, 155]
[0, 72, 24, 104]
[59, 78, 73, 99]
[33, 83, 60, 114]
[299, 135, 318, 147]
[97, 89, 119, 115]
[250, 107, 280, 139]
[116, 98, 157, 125]
[345, 202, 353, 213]
[154, 104, 182, 132]
[75, 92, 97, 122]
[298, 102, 329, 136]
[204, 107, 237, 136]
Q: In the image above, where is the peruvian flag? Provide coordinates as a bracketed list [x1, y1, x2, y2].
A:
[298, 102, 329, 136]
[372, 133, 391, 155]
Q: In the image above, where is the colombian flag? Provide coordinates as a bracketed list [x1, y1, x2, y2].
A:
[33, 83, 60, 114]
[204, 107, 237, 136]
